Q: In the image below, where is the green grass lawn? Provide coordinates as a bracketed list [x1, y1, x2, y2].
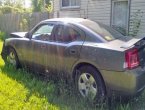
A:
[0, 41, 145, 110]
[0, 42, 99, 110]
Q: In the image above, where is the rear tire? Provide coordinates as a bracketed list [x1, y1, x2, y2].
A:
[6, 47, 20, 68]
[75, 65, 106, 103]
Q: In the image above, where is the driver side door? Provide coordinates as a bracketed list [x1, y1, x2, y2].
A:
[29, 23, 55, 73]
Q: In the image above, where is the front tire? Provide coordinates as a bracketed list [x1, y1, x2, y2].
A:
[76, 66, 106, 103]
[6, 47, 20, 68]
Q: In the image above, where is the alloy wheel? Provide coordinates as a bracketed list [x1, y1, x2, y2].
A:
[78, 73, 97, 101]
[7, 51, 16, 66]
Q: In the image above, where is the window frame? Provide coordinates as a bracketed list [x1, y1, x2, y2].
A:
[60, 0, 80, 9]
[52, 23, 83, 43]
[111, 0, 130, 35]
[30, 22, 55, 41]
[53, 25, 65, 42]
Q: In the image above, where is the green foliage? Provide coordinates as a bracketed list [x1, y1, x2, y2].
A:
[19, 13, 34, 31]
[19, 18, 29, 31]
[116, 104, 131, 110]
[44, 0, 52, 12]
[129, 10, 143, 37]
[32, 0, 52, 12]
[24, 8, 33, 13]
[1, 0, 24, 8]
[0, 5, 24, 14]
[0, 31, 6, 41]
[45, 3, 53, 12]
[0, 0, 32, 14]
[32, 0, 43, 12]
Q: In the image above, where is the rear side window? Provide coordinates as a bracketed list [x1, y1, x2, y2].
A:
[80, 20, 124, 41]
[54, 25, 81, 43]
[65, 26, 81, 42]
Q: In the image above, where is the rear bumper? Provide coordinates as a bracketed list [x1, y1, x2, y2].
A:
[101, 67, 145, 97]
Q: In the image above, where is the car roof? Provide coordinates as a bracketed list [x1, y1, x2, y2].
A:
[42, 18, 88, 24]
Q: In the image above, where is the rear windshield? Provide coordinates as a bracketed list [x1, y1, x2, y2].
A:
[80, 20, 124, 41]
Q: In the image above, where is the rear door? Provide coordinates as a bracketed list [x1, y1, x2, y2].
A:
[51, 23, 85, 74]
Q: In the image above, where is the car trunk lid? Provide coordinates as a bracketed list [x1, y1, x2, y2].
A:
[119, 36, 145, 49]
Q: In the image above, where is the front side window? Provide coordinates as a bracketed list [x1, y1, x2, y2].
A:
[32, 24, 54, 41]
[61, 0, 80, 8]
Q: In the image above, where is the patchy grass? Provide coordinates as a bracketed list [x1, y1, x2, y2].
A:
[0, 42, 99, 110]
[0, 41, 145, 110]
[0, 42, 59, 110]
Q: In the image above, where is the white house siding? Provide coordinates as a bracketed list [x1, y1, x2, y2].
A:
[53, 0, 145, 36]
[53, 0, 60, 17]
[130, 0, 145, 37]
[53, 0, 111, 25]
[53, 0, 82, 18]
[82, 0, 111, 25]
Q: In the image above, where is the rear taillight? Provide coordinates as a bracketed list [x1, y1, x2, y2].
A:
[125, 48, 139, 69]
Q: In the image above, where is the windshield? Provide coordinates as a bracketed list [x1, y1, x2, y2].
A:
[80, 20, 124, 41]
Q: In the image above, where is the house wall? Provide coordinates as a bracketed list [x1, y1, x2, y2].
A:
[81, 0, 111, 25]
[53, 0, 81, 18]
[53, 0, 145, 37]
[53, 0, 111, 25]
[130, 0, 145, 37]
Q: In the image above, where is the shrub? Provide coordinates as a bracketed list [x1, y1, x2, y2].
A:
[19, 18, 29, 31]
[0, 31, 6, 41]
[129, 10, 143, 37]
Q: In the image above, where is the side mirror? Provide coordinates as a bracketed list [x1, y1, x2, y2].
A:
[25, 32, 31, 39]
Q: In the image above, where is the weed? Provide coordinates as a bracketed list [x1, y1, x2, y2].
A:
[0, 31, 6, 41]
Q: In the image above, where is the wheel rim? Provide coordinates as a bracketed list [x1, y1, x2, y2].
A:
[78, 73, 97, 101]
[7, 51, 16, 66]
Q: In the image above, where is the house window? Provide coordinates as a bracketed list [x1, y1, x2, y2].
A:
[111, 0, 129, 35]
[61, 0, 80, 8]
